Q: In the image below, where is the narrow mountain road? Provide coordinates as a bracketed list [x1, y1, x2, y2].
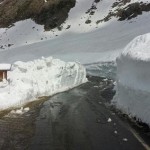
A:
[0, 76, 149, 150]
[29, 76, 148, 150]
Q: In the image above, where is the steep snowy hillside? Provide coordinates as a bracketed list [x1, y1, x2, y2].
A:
[0, 0, 150, 51]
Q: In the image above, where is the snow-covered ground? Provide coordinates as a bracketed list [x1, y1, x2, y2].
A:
[0, 57, 87, 110]
[113, 33, 150, 125]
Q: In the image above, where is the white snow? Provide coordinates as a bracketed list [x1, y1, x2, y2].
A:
[15, 107, 24, 115]
[113, 33, 150, 125]
[0, 56, 87, 110]
[24, 107, 30, 112]
[121, 33, 150, 61]
[107, 118, 112, 122]
[5, 107, 30, 117]
[0, 64, 11, 70]
[123, 138, 128, 142]
[0, 0, 115, 50]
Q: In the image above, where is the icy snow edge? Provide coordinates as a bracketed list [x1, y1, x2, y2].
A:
[112, 33, 150, 125]
[120, 33, 150, 61]
[0, 56, 87, 110]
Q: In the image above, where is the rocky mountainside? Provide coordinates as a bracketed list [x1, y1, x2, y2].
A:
[0, 0, 150, 30]
[0, 0, 75, 30]
[97, 0, 150, 23]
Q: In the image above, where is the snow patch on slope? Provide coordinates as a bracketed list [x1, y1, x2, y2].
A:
[0, 0, 115, 50]
[0, 0, 150, 52]
[113, 33, 150, 125]
[0, 57, 87, 110]
[0, 11, 150, 65]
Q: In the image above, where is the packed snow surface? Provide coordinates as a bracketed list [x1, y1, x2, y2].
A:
[121, 33, 150, 61]
[113, 33, 150, 125]
[0, 64, 11, 70]
[0, 57, 87, 110]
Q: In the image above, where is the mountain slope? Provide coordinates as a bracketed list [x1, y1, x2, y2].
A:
[0, 0, 149, 66]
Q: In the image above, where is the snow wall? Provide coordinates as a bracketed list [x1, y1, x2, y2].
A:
[112, 33, 150, 125]
[0, 57, 87, 110]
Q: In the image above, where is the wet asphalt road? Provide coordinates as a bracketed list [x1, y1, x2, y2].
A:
[29, 76, 146, 150]
[0, 76, 148, 150]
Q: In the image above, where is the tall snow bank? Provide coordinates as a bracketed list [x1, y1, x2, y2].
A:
[112, 33, 150, 125]
[0, 57, 87, 110]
